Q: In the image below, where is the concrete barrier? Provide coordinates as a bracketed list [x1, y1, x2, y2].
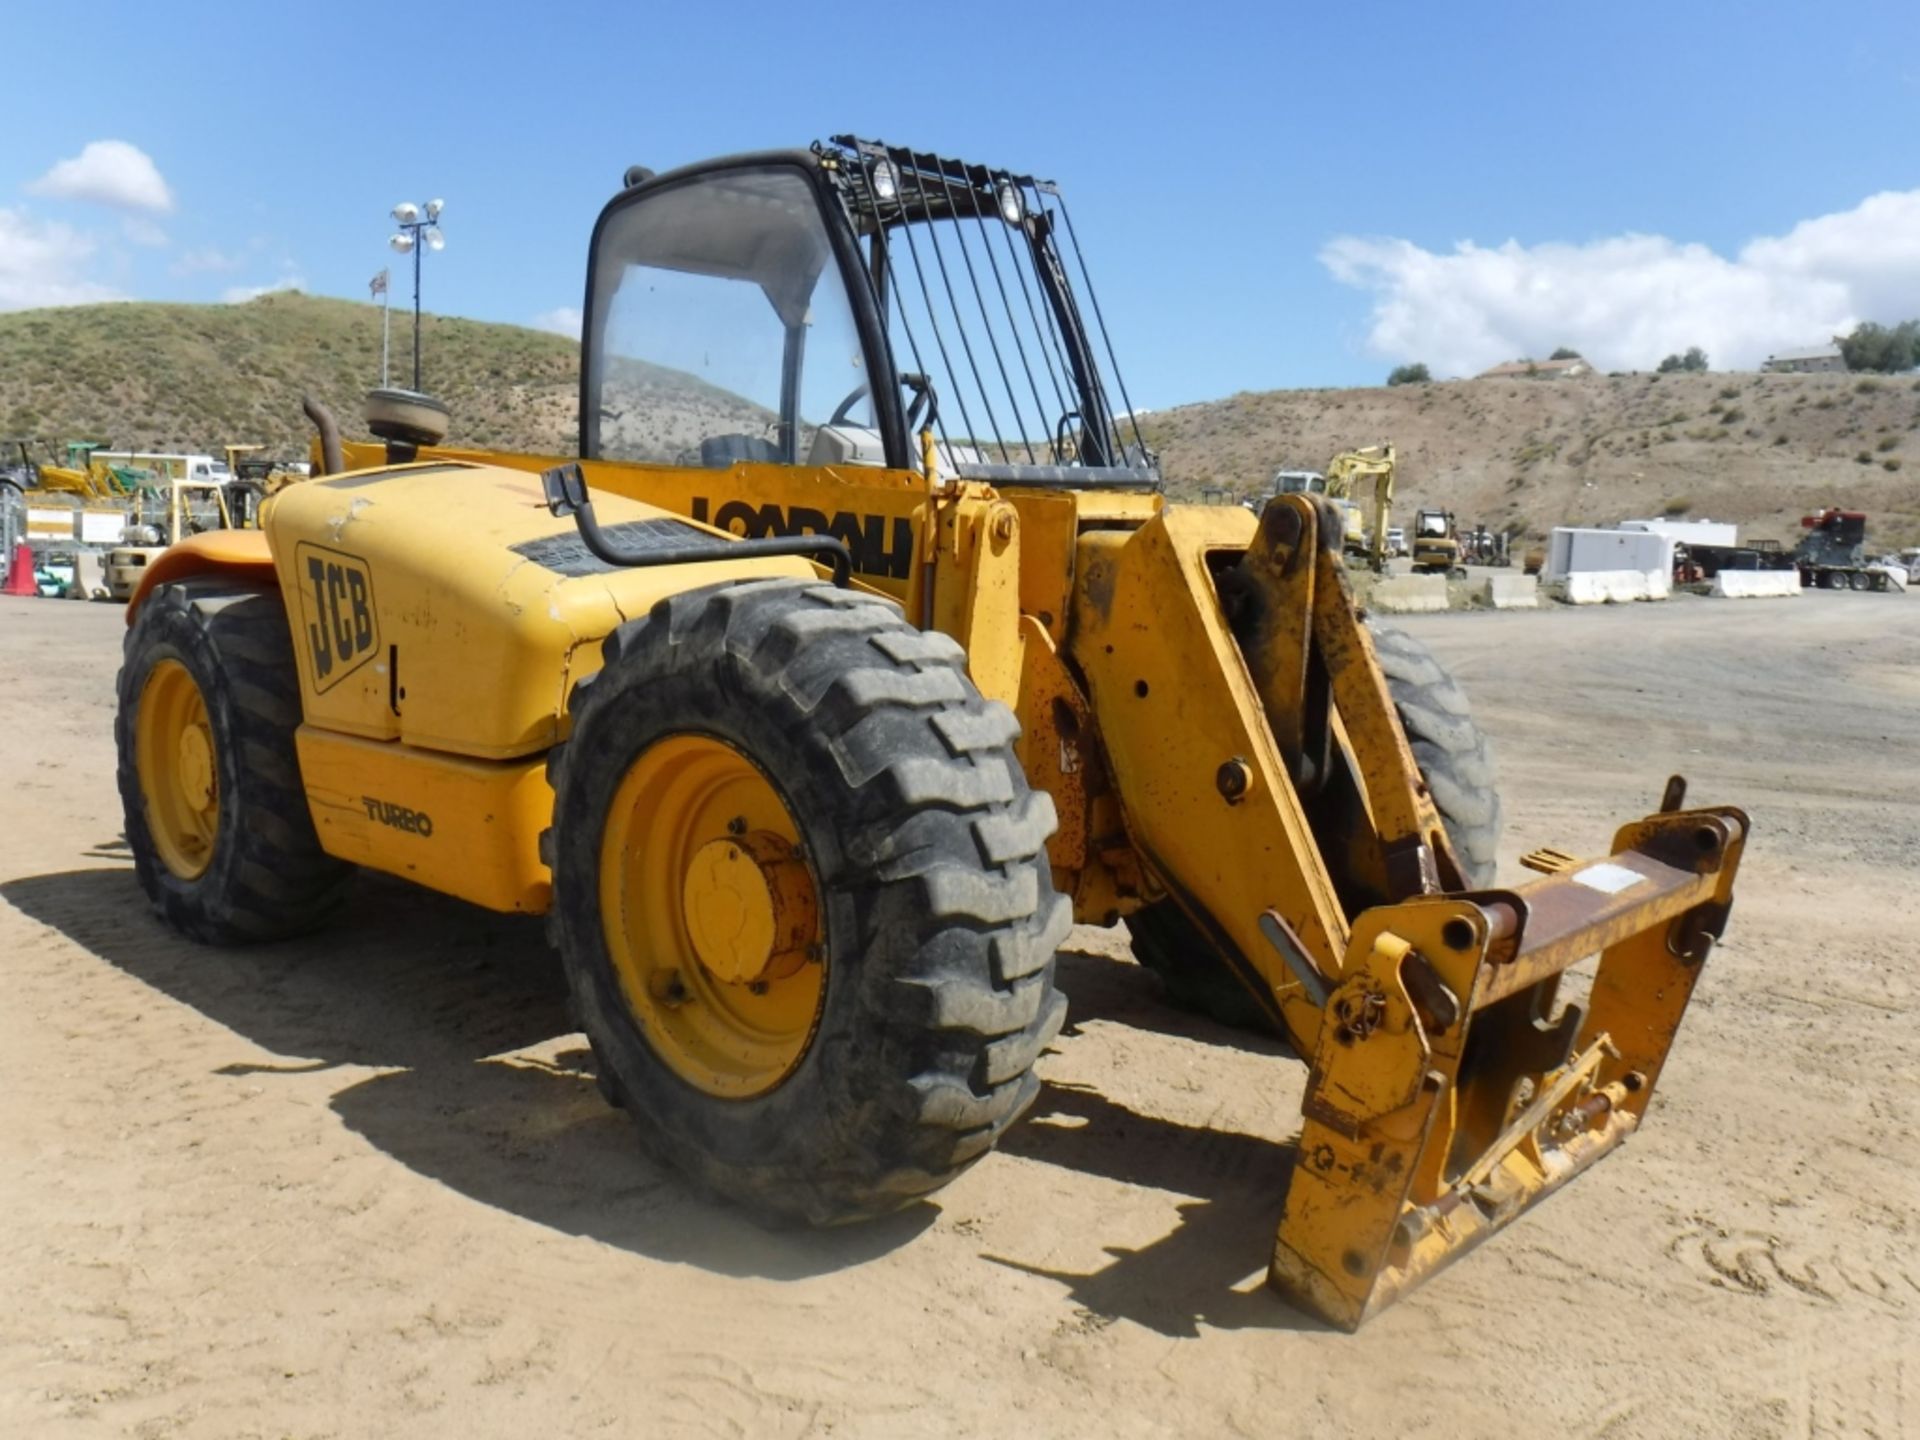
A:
[1710, 570, 1801, 599]
[1369, 575, 1449, 614]
[1559, 570, 1669, 604]
[70, 550, 112, 602]
[1482, 574, 1539, 609]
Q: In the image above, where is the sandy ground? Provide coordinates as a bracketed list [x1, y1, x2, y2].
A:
[3, 591, 1917, 1439]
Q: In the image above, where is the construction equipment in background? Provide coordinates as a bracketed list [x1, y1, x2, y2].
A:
[1323, 445, 1397, 571]
[106, 478, 238, 601]
[35, 442, 116, 502]
[222, 444, 263, 476]
[115, 136, 1748, 1331]
[221, 449, 313, 527]
[222, 445, 268, 526]
[1458, 524, 1510, 567]
[1269, 468, 1365, 553]
[1410, 506, 1466, 576]
[15, 441, 134, 554]
[1794, 508, 1897, 592]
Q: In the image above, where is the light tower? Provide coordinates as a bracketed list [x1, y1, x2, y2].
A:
[388, 199, 446, 392]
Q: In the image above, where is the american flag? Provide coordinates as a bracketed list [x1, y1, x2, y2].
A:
[370, 269, 389, 298]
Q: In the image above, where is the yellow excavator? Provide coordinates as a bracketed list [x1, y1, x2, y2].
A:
[114, 137, 1747, 1330]
[1323, 445, 1396, 572]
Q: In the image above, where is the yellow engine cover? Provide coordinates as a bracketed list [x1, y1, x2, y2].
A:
[266, 460, 819, 760]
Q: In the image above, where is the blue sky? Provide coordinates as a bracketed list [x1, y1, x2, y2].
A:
[2, 0, 1916, 405]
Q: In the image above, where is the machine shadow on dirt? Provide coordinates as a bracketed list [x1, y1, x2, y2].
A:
[2, 863, 938, 1279]
[6, 859, 1325, 1326]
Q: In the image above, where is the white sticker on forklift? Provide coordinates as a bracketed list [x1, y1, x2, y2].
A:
[1572, 862, 1644, 895]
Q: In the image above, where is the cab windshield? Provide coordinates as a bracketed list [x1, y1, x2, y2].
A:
[827, 137, 1154, 485]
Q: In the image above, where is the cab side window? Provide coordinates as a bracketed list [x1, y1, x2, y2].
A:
[587, 166, 875, 468]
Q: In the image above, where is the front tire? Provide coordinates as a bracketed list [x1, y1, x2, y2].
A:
[116, 579, 351, 943]
[546, 579, 1070, 1224]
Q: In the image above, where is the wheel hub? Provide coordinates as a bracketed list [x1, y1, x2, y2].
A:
[177, 724, 214, 810]
[598, 733, 828, 1098]
[681, 832, 817, 986]
[135, 658, 220, 881]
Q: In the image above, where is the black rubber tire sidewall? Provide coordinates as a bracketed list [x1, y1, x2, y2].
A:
[548, 580, 1069, 1224]
[553, 664, 882, 1191]
[116, 580, 349, 943]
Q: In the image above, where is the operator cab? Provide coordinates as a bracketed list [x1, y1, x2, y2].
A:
[1415, 509, 1451, 538]
[1272, 469, 1326, 496]
[580, 137, 1157, 490]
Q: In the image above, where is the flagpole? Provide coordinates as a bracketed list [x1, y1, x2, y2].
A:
[381, 278, 391, 387]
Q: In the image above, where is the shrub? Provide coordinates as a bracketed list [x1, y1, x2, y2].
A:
[1878, 434, 1899, 451]
[1657, 346, 1710, 373]
[1719, 406, 1745, 424]
[1387, 363, 1431, 386]
[1856, 377, 1883, 394]
[1718, 385, 1742, 400]
[1662, 496, 1693, 515]
[1884, 458, 1903, 472]
[1855, 451, 1874, 464]
[1773, 433, 1790, 446]
[1837, 319, 1920, 373]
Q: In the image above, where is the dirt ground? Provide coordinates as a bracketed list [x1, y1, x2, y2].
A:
[3, 591, 1917, 1439]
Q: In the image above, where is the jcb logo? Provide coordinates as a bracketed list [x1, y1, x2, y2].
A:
[691, 497, 915, 581]
[295, 542, 379, 692]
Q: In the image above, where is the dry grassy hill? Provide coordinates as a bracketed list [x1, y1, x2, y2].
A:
[0, 292, 582, 458]
[1137, 371, 1920, 549]
[3, 295, 1916, 549]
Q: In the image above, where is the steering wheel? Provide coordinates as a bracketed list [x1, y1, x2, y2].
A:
[826, 375, 939, 434]
[827, 383, 871, 427]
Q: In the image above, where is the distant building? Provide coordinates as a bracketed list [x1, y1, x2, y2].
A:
[1761, 345, 1845, 374]
[1477, 356, 1594, 380]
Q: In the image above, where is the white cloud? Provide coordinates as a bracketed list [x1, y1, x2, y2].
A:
[27, 140, 174, 214]
[0, 208, 121, 310]
[222, 274, 305, 303]
[1322, 188, 1920, 376]
[533, 305, 582, 338]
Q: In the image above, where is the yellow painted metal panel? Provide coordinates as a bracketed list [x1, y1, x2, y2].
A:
[265, 460, 817, 759]
[295, 726, 554, 913]
[1070, 508, 1349, 1045]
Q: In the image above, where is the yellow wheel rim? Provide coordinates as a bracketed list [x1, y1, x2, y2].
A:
[135, 659, 220, 880]
[600, 734, 826, 1099]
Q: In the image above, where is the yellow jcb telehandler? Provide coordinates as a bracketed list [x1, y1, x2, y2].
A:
[116, 138, 1746, 1329]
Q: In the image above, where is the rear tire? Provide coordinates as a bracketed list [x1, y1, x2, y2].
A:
[116, 579, 351, 943]
[1128, 624, 1501, 1029]
[1370, 626, 1502, 887]
[546, 579, 1070, 1224]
